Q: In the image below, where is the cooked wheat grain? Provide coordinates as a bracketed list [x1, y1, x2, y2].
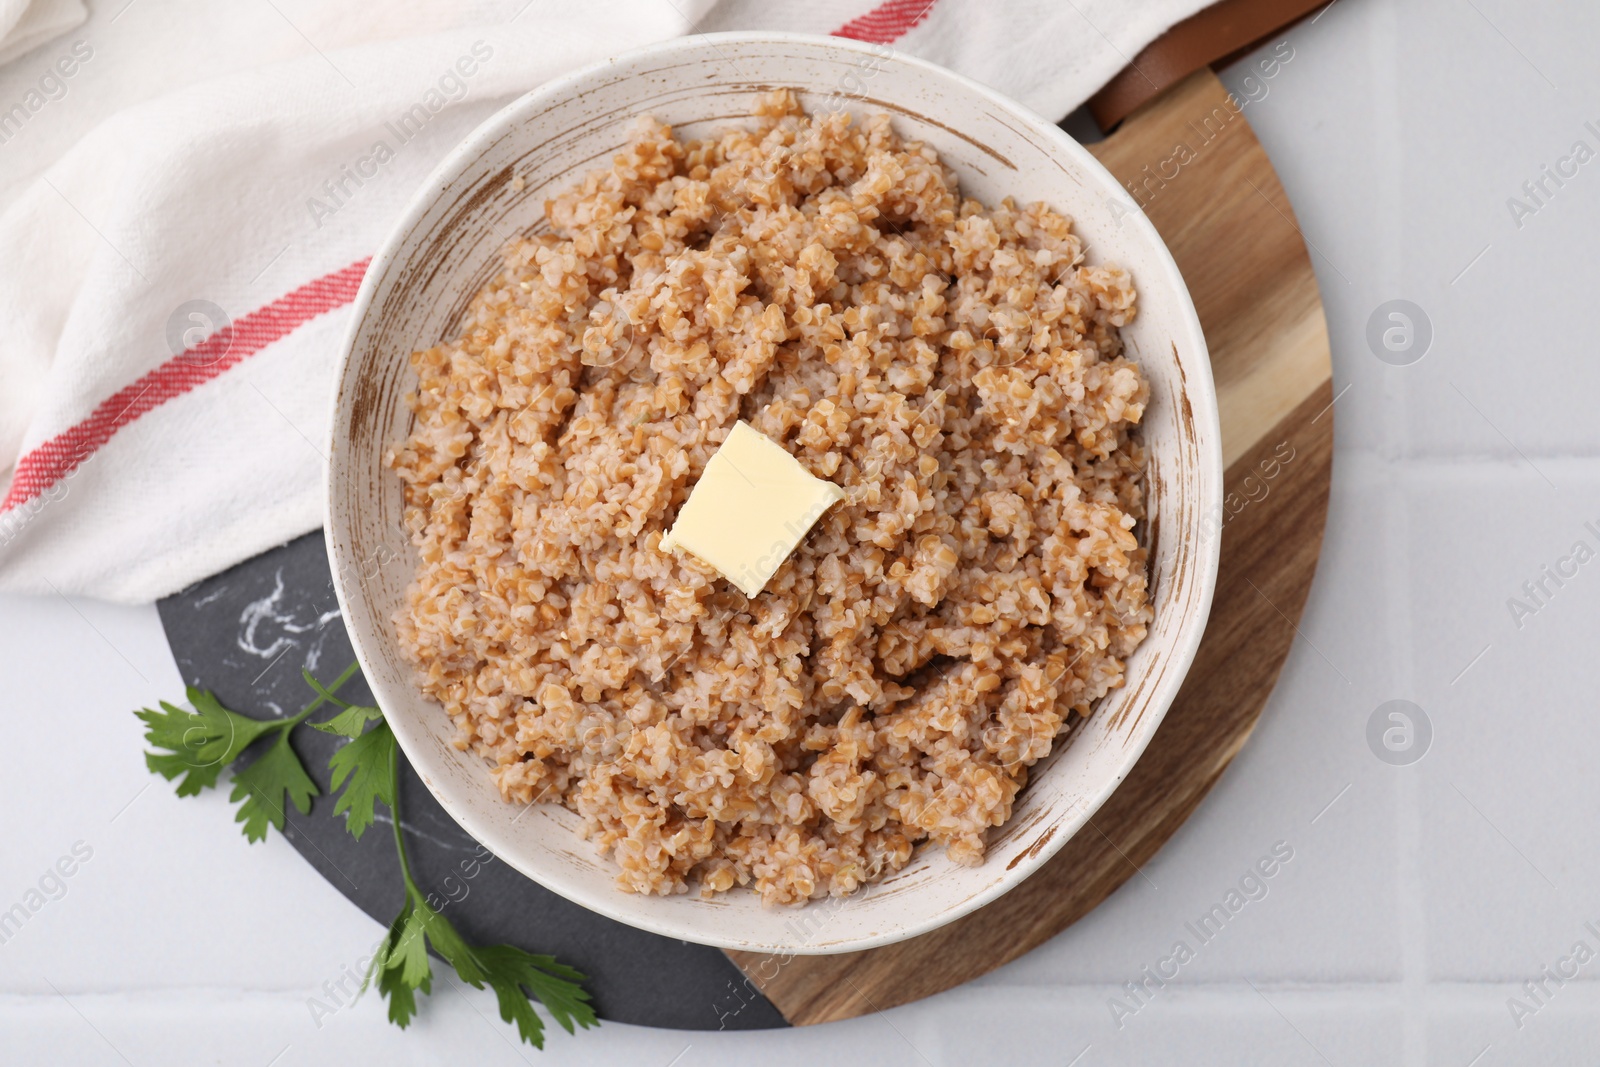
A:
[387, 92, 1152, 904]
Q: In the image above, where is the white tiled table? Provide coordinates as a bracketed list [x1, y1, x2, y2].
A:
[4, 1, 1597, 1063]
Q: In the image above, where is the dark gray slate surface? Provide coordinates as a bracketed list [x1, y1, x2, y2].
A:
[157, 530, 785, 1032]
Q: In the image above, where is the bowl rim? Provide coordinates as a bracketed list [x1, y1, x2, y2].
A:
[324, 29, 1223, 954]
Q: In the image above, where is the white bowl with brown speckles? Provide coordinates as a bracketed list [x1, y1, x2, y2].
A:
[325, 32, 1222, 955]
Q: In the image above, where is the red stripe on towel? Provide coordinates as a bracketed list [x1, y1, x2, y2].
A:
[833, 0, 938, 43]
[1, 257, 370, 514]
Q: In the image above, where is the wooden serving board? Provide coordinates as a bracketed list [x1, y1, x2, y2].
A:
[724, 68, 1335, 1025]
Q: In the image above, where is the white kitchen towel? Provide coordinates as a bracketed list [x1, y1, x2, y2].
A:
[0, 0, 84, 66]
[0, 0, 1211, 603]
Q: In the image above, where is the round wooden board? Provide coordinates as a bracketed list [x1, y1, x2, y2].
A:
[724, 68, 1336, 1025]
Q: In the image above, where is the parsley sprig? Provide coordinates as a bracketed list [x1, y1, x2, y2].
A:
[136, 661, 360, 840]
[136, 664, 596, 1048]
[368, 731, 596, 1040]
[305, 673, 392, 841]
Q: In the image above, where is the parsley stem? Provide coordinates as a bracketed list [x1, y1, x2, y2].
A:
[387, 728, 423, 901]
[288, 660, 363, 729]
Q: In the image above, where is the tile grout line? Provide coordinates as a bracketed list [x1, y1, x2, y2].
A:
[1389, 436, 1429, 1063]
[1365, 0, 1429, 1061]
[1389, 381, 1429, 1064]
[18, 980, 1600, 1004]
[1326, 452, 1600, 473]
[1382, 454, 1429, 1066]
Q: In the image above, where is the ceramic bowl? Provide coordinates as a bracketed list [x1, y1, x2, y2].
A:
[325, 31, 1222, 954]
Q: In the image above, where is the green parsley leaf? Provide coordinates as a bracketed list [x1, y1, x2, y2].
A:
[136, 687, 278, 796]
[312, 702, 386, 738]
[325, 720, 395, 840]
[371, 894, 433, 1028]
[365, 884, 596, 1048]
[472, 943, 599, 1043]
[228, 731, 319, 843]
[305, 667, 386, 745]
[138, 665, 361, 841]
[358, 723, 597, 1047]
[302, 666, 394, 840]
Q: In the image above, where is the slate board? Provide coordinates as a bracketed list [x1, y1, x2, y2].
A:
[158, 529, 785, 1031]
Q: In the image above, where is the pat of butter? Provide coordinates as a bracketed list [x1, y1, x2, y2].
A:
[660, 421, 845, 597]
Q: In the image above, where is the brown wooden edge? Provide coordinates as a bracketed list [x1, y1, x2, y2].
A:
[1089, 0, 1327, 131]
